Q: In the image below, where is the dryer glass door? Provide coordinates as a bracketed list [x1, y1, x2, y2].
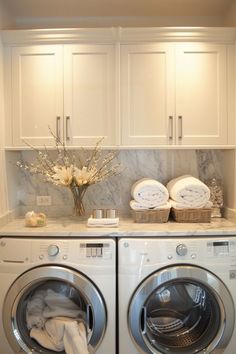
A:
[129, 265, 234, 354]
[3, 265, 106, 354]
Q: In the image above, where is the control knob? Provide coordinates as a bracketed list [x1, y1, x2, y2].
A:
[176, 244, 187, 256]
[48, 244, 59, 257]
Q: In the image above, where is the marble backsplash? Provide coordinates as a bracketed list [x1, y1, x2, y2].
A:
[6, 149, 224, 217]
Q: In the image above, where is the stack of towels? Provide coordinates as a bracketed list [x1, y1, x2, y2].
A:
[130, 178, 171, 210]
[166, 175, 212, 209]
[26, 289, 89, 354]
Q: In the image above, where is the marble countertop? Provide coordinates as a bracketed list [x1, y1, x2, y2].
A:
[1, 217, 236, 237]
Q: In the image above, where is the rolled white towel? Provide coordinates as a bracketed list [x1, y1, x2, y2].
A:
[170, 199, 213, 209]
[131, 178, 169, 208]
[166, 175, 210, 208]
[130, 200, 171, 210]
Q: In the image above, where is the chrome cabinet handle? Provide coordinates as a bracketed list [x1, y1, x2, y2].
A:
[56, 116, 61, 140]
[178, 115, 183, 139]
[169, 116, 173, 140]
[66, 116, 70, 141]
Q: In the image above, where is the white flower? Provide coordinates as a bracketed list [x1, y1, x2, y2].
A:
[52, 165, 73, 186]
[74, 166, 98, 186]
[17, 131, 121, 192]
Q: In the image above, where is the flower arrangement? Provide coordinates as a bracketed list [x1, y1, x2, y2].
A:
[17, 130, 121, 216]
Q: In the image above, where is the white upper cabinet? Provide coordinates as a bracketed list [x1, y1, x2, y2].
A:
[8, 42, 116, 147]
[63, 44, 115, 146]
[11, 45, 64, 146]
[175, 43, 227, 145]
[121, 42, 228, 146]
[121, 43, 175, 145]
[3, 28, 235, 148]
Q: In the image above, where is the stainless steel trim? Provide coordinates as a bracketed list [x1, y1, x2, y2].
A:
[56, 116, 61, 140]
[178, 115, 182, 139]
[66, 116, 70, 141]
[168, 116, 173, 140]
[128, 265, 235, 354]
[3, 265, 107, 354]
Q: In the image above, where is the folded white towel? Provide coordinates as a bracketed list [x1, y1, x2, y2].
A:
[131, 178, 169, 208]
[130, 200, 171, 210]
[87, 217, 119, 228]
[64, 321, 90, 354]
[170, 199, 213, 209]
[167, 175, 210, 208]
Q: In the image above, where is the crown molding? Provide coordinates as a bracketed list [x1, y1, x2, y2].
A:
[1, 27, 118, 45]
[1, 27, 236, 45]
[119, 27, 236, 43]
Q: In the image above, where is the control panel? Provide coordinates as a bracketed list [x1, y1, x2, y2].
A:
[0, 238, 115, 266]
[80, 243, 111, 258]
[207, 240, 236, 257]
[31, 240, 112, 262]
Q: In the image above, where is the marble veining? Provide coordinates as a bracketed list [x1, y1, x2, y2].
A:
[7, 149, 224, 217]
[1, 217, 236, 238]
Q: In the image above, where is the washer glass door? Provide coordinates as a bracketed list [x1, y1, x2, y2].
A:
[129, 265, 234, 354]
[3, 265, 106, 354]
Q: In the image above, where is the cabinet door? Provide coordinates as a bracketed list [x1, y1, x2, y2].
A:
[64, 44, 116, 146]
[175, 43, 227, 145]
[11, 46, 63, 146]
[121, 43, 175, 146]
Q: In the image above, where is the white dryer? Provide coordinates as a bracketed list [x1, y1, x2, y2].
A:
[119, 237, 236, 354]
[0, 237, 116, 354]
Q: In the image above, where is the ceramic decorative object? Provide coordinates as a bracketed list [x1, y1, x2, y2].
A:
[25, 211, 46, 227]
[206, 178, 224, 218]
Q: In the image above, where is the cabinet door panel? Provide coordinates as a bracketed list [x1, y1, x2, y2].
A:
[175, 43, 227, 145]
[12, 46, 63, 146]
[121, 44, 175, 145]
[64, 44, 116, 146]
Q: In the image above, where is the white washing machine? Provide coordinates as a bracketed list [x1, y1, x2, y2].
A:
[0, 237, 116, 354]
[119, 237, 236, 354]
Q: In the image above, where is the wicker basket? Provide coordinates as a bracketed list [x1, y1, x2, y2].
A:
[171, 208, 212, 223]
[132, 209, 170, 223]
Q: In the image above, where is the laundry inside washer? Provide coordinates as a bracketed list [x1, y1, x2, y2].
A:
[0, 237, 116, 354]
[16, 280, 88, 353]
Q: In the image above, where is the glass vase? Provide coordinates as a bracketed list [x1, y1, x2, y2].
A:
[69, 184, 88, 216]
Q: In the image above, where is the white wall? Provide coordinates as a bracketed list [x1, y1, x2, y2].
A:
[224, 0, 236, 25]
[0, 36, 9, 219]
[0, 1, 13, 28]
[0, 1, 12, 221]
[13, 15, 223, 29]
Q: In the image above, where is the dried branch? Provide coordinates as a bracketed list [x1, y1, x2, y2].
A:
[17, 130, 122, 189]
